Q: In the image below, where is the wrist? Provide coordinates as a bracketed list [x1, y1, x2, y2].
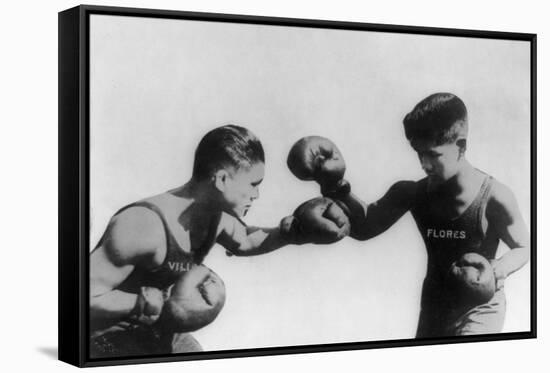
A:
[279, 215, 307, 245]
[131, 286, 164, 325]
[321, 179, 351, 199]
[489, 259, 506, 290]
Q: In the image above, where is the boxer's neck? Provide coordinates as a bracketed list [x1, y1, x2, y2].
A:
[171, 179, 219, 210]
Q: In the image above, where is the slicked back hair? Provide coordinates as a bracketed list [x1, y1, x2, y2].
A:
[403, 93, 468, 145]
[192, 125, 265, 181]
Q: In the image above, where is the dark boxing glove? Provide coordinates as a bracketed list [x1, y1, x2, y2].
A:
[280, 197, 351, 244]
[447, 253, 497, 308]
[157, 265, 226, 333]
[287, 136, 351, 198]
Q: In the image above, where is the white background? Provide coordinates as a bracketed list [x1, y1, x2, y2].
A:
[1, 0, 547, 372]
[89, 13, 530, 349]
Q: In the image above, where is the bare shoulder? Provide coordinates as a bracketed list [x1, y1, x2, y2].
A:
[489, 179, 518, 207]
[486, 178, 520, 223]
[485, 177, 529, 248]
[102, 206, 166, 265]
[489, 177, 514, 197]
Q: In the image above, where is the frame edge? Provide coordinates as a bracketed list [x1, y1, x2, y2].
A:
[59, 4, 538, 367]
[58, 5, 85, 368]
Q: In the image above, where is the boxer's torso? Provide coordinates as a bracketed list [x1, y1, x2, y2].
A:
[410, 173, 500, 306]
[113, 192, 221, 293]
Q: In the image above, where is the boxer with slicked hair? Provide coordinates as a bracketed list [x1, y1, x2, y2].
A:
[286, 93, 530, 337]
[90, 124, 350, 357]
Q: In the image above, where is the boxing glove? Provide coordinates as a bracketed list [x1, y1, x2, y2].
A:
[280, 197, 351, 244]
[287, 136, 350, 198]
[447, 253, 497, 307]
[157, 264, 226, 333]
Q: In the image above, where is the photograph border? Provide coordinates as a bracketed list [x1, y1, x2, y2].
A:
[58, 4, 537, 367]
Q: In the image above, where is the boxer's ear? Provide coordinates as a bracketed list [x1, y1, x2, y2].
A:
[457, 138, 467, 158]
[213, 169, 229, 192]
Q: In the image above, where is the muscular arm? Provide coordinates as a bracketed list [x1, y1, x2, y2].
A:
[487, 183, 530, 284]
[337, 181, 417, 241]
[216, 213, 289, 256]
[89, 207, 165, 327]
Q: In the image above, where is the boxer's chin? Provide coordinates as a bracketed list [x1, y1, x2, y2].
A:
[223, 206, 244, 219]
[231, 208, 245, 218]
[241, 204, 252, 217]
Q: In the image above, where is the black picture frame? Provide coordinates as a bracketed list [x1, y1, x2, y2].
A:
[59, 4, 537, 368]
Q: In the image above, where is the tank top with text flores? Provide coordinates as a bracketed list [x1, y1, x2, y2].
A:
[410, 174, 499, 282]
[110, 193, 221, 294]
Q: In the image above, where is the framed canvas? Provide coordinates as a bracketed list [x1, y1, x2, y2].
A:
[58, 4, 537, 367]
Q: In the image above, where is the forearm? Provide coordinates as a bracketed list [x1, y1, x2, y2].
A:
[90, 289, 139, 323]
[230, 227, 289, 256]
[333, 192, 371, 240]
[491, 246, 530, 283]
[337, 192, 395, 241]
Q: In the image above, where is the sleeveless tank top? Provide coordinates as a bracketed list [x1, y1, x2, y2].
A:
[411, 174, 499, 288]
[105, 193, 221, 293]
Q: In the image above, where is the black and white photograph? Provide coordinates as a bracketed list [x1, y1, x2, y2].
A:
[57, 4, 535, 368]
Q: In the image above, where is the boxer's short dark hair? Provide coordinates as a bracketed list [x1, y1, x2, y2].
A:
[403, 93, 468, 145]
[192, 124, 264, 181]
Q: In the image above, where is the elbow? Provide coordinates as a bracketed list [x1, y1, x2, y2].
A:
[89, 288, 111, 318]
[89, 295, 103, 322]
[89, 292, 107, 315]
[520, 245, 531, 263]
[89, 292, 100, 308]
[511, 244, 530, 261]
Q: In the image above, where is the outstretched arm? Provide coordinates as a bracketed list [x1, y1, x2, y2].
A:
[216, 213, 289, 257]
[336, 181, 417, 241]
[487, 182, 530, 286]
[216, 197, 352, 256]
[284, 136, 417, 242]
